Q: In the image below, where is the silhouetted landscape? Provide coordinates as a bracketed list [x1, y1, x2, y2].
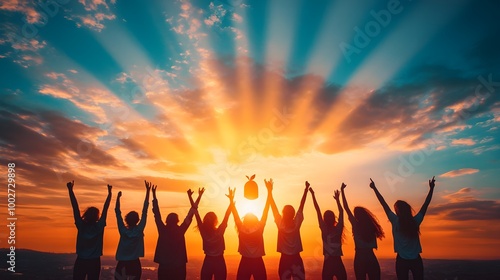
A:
[1, 249, 499, 279]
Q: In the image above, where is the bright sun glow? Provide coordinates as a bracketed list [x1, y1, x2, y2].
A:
[236, 198, 264, 218]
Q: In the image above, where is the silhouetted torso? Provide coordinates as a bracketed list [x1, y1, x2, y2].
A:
[276, 212, 304, 255]
[75, 218, 106, 259]
[237, 223, 266, 258]
[200, 223, 227, 257]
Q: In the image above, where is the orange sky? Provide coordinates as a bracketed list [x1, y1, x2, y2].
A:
[6, 175, 500, 260]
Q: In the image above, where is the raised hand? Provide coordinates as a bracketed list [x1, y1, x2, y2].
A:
[198, 187, 205, 196]
[226, 187, 235, 202]
[264, 178, 274, 191]
[309, 187, 315, 195]
[334, 190, 340, 200]
[341, 182, 347, 190]
[429, 176, 436, 189]
[187, 189, 194, 197]
[152, 185, 157, 197]
[107, 184, 112, 193]
[118, 191, 122, 198]
[67, 180, 74, 190]
[145, 180, 152, 192]
[369, 178, 376, 189]
[305, 181, 310, 191]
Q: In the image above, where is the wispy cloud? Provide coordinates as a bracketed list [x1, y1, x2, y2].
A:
[0, 0, 42, 23]
[440, 168, 479, 178]
[66, 0, 116, 31]
[451, 138, 476, 146]
[0, 24, 47, 67]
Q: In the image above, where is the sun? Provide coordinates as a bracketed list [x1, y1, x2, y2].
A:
[236, 199, 263, 218]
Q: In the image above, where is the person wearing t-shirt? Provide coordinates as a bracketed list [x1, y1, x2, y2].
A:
[67, 181, 112, 280]
[310, 185, 346, 280]
[113, 180, 151, 280]
[232, 187, 271, 280]
[190, 187, 234, 280]
[370, 177, 436, 280]
[267, 179, 308, 280]
[341, 183, 385, 280]
[152, 185, 198, 280]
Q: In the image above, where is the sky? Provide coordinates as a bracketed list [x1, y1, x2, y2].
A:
[0, 0, 499, 261]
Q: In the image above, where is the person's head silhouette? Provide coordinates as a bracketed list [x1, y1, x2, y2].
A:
[394, 200, 413, 216]
[353, 206, 384, 241]
[203, 211, 218, 231]
[82, 207, 100, 224]
[323, 210, 336, 225]
[394, 200, 419, 238]
[166, 213, 179, 226]
[125, 211, 140, 228]
[282, 205, 296, 227]
[242, 213, 259, 228]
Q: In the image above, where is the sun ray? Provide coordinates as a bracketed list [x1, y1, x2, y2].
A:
[312, 0, 468, 143]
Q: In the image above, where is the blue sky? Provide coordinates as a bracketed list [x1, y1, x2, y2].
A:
[0, 0, 499, 258]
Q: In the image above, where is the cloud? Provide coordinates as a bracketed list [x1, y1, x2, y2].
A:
[443, 187, 473, 202]
[65, 0, 116, 31]
[0, 0, 42, 23]
[451, 138, 476, 146]
[0, 24, 47, 67]
[232, 13, 243, 22]
[429, 199, 500, 221]
[440, 168, 479, 178]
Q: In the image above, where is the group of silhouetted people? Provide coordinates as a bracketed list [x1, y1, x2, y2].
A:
[67, 176, 436, 280]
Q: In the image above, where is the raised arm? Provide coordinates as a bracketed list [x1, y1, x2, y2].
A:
[369, 178, 393, 217]
[297, 181, 310, 214]
[220, 187, 235, 228]
[260, 186, 271, 226]
[138, 181, 152, 229]
[180, 188, 203, 233]
[99, 184, 112, 222]
[231, 189, 242, 228]
[188, 188, 203, 230]
[152, 185, 164, 228]
[67, 181, 81, 223]
[115, 191, 125, 231]
[418, 176, 436, 216]
[115, 191, 122, 212]
[340, 183, 354, 220]
[334, 189, 344, 226]
[265, 179, 281, 223]
[309, 187, 323, 226]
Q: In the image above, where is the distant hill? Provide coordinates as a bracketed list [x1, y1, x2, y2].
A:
[1, 248, 499, 279]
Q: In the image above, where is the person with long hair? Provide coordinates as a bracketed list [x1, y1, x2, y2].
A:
[67, 180, 112, 280]
[341, 182, 384, 280]
[232, 187, 271, 280]
[370, 177, 436, 280]
[152, 185, 200, 280]
[267, 179, 308, 280]
[113, 180, 152, 280]
[190, 187, 234, 280]
[310, 185, 346, 280]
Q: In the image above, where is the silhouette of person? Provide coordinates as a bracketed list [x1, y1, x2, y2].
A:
[370, 177, 436, 280]
[190, 187, 234, 280]
[114, 180, 152, 280]
[232, 187, 271, 280]
[267, 179, 308, 280]
[152, 185, 199, 280]
[310, 185, 347, 280]
[341, 183, 384, 280]
[67, 180, 112, 280]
